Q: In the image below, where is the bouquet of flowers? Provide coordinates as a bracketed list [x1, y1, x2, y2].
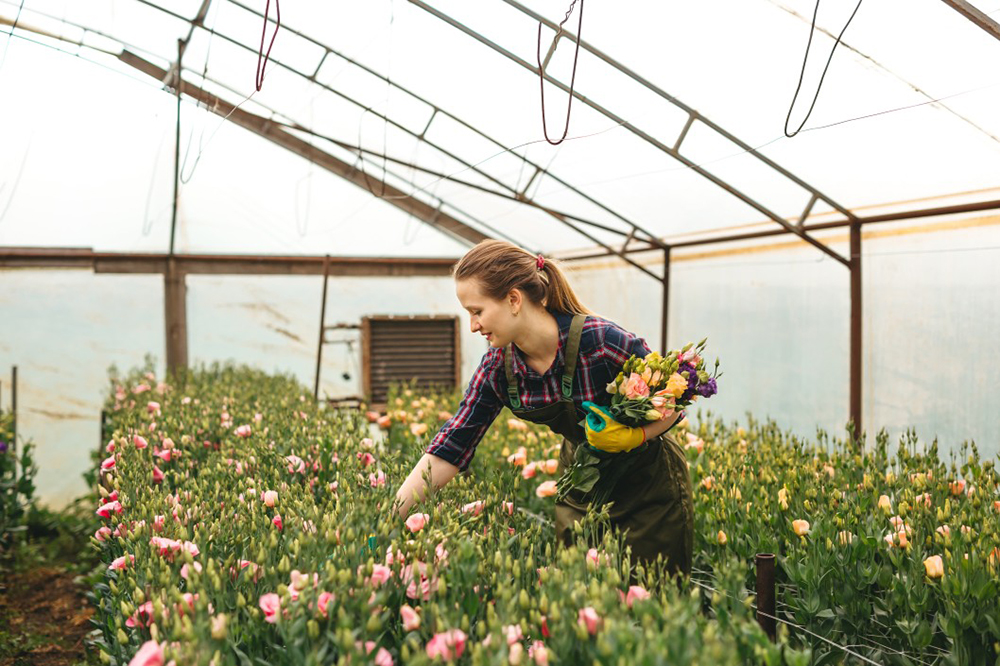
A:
[555, 338, 721, 506]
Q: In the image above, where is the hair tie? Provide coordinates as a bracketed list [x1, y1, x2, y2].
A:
[536, 254, 545, 271]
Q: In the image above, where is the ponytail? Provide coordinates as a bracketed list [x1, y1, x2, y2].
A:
[453, 240, 591, 315]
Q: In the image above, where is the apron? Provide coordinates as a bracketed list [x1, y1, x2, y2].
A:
[504, 314, 694, 577]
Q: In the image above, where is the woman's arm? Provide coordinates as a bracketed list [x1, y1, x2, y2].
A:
[641, 410, 683, 442]
[394, 453, 460, 517]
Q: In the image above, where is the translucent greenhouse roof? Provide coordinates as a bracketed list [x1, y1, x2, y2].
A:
[1, 0, 999, 261]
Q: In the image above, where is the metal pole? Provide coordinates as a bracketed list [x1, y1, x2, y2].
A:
[11, 366, 17, 455]
[661, 247, 671, 354]
[314, 254, 331, 401]
[169, 38, 185, 256]
[755, 553, 776, 641]
[849, 220, 863, 444]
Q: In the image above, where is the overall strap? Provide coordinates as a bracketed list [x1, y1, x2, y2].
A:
[504, 345, 522, 409]
[560, 314, 586, 399]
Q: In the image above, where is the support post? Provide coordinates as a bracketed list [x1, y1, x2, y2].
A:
[164, 259, 188, 375]
[755, 553, 776, 641]
[849, 220, 863, 444]
[10, 366, 17, 454]
[661, 247, 671, 354]
[314, 255, 331, 401]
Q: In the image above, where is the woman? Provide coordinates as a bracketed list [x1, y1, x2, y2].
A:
[393, 240, 694, 576]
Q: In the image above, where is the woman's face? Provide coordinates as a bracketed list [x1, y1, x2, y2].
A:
[456, 278, 517, 349]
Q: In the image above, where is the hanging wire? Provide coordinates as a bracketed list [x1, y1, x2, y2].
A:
[179, 0, 220, 184]
[536, 0, 584, 145]
[141, 128, 169, 235]
[255, 0, 279, 91]
[784, 0, 866, 138]
[0, 139, 28, 226]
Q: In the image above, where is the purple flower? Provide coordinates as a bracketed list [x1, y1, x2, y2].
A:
[695, 378, 718, 398]
[0, 441, 7, 454]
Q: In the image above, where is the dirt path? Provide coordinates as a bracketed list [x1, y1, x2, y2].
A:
[0, 564, 95, 666]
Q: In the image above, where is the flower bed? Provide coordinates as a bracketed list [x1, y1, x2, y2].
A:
[92, 366, 784, 666]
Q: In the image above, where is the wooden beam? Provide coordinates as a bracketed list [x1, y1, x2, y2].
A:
[117, 50, 490, 248]
[164, 258, 188, 375]
[0, 248, 456, 277]
[939, 0, 1000, 42]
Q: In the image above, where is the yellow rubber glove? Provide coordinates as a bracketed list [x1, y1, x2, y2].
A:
[583, 402, 645, 453]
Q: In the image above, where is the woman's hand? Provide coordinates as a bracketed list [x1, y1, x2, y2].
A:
[393, 453, 460, 517]
[583, 402, 645, 453]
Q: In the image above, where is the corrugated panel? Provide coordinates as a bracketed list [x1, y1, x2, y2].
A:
[365, 317, 459, 404]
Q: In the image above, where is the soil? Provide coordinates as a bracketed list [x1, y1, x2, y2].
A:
[0, 564, 95, 666]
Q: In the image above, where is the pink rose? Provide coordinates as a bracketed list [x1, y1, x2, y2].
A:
[263, 490, 278, 507]
[109, 554, 134, 570]
[259, 593, 281, 623]
[405, 513, 429, 533]
[127, 640, 163, 666]
[625, 585, 650, 607]
[133, 435, 148, 449]
[426, 629, 467, 661]
[400, 604, 421, 632]
[578, 607, 603, 635]
[622, 372, 650, 399]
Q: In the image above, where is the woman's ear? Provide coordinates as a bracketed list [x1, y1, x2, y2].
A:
[508, 288, 523, 312]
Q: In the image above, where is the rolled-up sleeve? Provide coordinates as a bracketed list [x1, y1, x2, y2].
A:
[600, 322, 653, 374]
[425, 349, 504, 471]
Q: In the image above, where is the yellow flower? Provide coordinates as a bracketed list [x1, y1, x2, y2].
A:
[877, 495, 892, 513]
[923, 555, 944, 579]
[837, 531, 854, 545]
[792, 519, 810, 536]
[717, 530, 727, 545]
[778, 487, 789, 510]
[664, 373, 688, 399]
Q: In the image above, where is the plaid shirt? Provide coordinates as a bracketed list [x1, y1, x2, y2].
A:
[426, 313, 653, 471]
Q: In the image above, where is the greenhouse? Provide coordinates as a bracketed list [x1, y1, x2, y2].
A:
[1, 0, 999, 664]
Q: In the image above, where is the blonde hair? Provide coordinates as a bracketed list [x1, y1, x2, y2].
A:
[453, 240, 591, 315]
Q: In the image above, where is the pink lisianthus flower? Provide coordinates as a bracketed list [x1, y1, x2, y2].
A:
[259, 593, 281, 623]
[625, 585, 651, 607]
[127, 640, 163, 666]
[461, 500, 485, 516]
[317, 591, 335, 618]
[101, 456, 116, 472]
[133, 435, 148, 449]
[96, 500, 123, 519]
[272, 514, 283, 531]
[578, 607, 603, 635]
[152, 466, 165, 484]
[621, 372, 650, 399]
[405, 513, 429, 533]
[109, 554, 134, 570]
[426, 629, 467, 661]
[285, 455, 306, 474]
[400, 604, 421, 631]
[234, 425, 252, 438]
[369, 470, 386, 487]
